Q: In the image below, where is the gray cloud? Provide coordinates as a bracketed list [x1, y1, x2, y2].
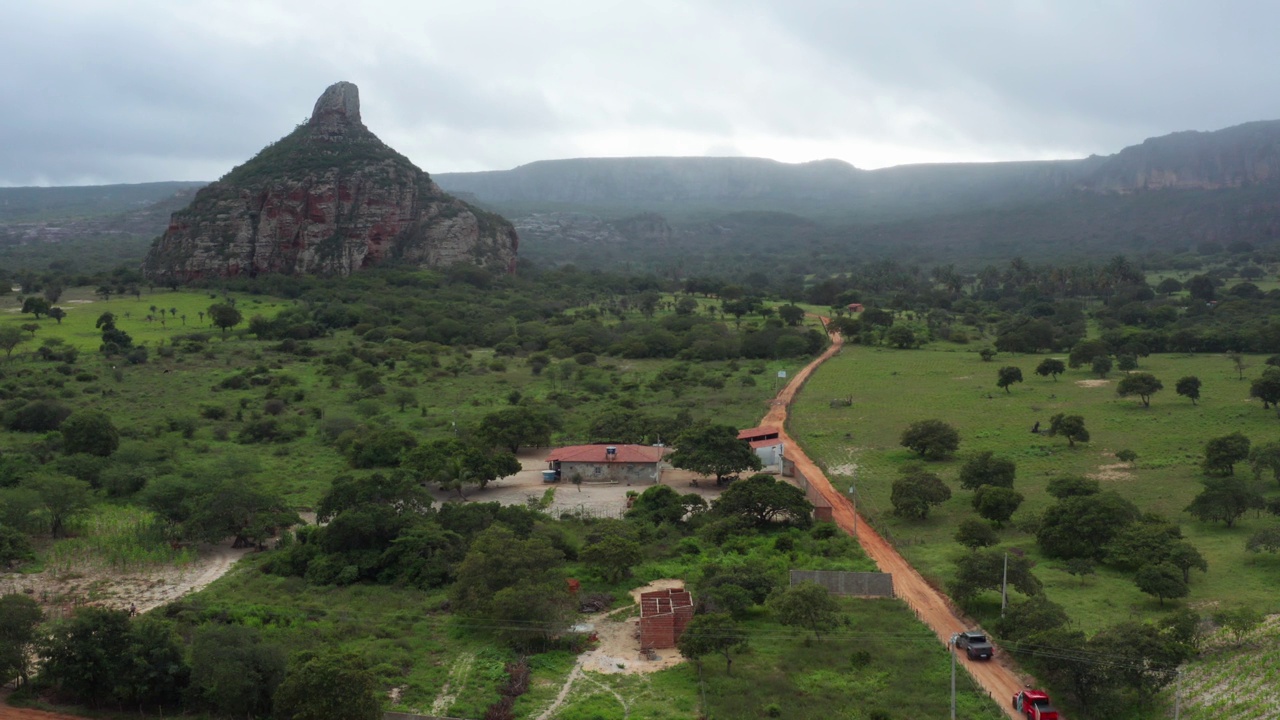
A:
[2, 0, 1278, 185]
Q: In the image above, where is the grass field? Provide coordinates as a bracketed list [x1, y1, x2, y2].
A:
[789, 342, 1280, 633]
[1, 285, 293, 352]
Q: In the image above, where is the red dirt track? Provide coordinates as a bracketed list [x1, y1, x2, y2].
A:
[762, 323, 1029, 719]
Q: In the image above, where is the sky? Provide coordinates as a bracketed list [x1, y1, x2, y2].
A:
[3, 0, 1279, 186]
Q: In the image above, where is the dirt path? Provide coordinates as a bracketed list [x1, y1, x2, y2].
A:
[764, 322, 1028, 719]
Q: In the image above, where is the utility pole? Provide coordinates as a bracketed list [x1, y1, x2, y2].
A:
[1174, 669, 1181, 720]
[1001, 552, 1009, 617]
[949, 634, 957, 720]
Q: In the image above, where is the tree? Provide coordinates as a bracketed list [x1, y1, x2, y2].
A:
[996, 366, 1023, 393]
[390, 389, 418, 413]
[949, 548, 1042, 603]
[1249, 367, 1280, 408]
[768, 582, 842, 639]
[1185, 475, 1264, 528]
[1228, 351, 1250, 381]
[19, 323, 39, 338]
[403, 438, 520, 499]
[1091, 355, 1112, 378]
[1046, 475, 1099, 498]
[117, 617, 190, 710]
[1116, 372, 1163, 407]
[0, 326, 26, 359]
[476, 405, 561, 454]
[994, 596, 1070, 642]
[958, 451, 1016, 490]
[885, 325, 916, 349]
[189, 624, 286, 719]
[1068, 339, 1109, 369]
[1214, 606, 1263, 646]
[1186, 274, 1215, 301]
[21, 296, 49, 319]
[315, 472, 433, 523]
[954, 518, 998, 548]
[1156, 277, 1183, 295]
[28, 475, 92, 538]
[207, 302, 243, 337]
[1135, 563, 1188, 606]
[450, 525, 570, 641]
[899, 419, 960, 460]
[1248, 441, 1280, 485]
[626, 484, 691, 525]
[274, 650, 382, 720]
[890, 466, 952, 520]
[1202, 432, 1250, 476]
[777, 304, 805, 326]
[1175, 375, 1201, 405]
[670, 424, 763, 485]
[1035, 358, 1066, 381]
[1037, 491, 1140, 560]
[1047, 413, 1089, 447]
[38, 607, 132, 706]
[979, 347, 997, 362]
[1245, 526, 1280, 553]
[187, 477, 301, 548]
[678, 613, 748, 676]
[580, 521, 642, 583]
[1064, 558, 1096, 586]
[711, 473, 812, 527]
[0, 594, 42, 688]
[695, 564, 779, 618]
[973, 485, 1024, 528]
[60, 410, 120, 457]
[48, 306, 66, 324]
[0, 526, 35, 570]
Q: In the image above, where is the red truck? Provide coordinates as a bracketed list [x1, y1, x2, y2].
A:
[1012, 689, 1059, 720]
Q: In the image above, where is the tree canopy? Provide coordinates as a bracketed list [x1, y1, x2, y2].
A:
[670, 424, 763, 485]
[1116, 372, 1163, 407]
[711, 473, 812, 527]
[899, 419, 960, 460]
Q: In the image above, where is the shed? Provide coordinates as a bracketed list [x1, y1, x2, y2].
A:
[639, 587, 694, 649]
[738, 426, 784, 470]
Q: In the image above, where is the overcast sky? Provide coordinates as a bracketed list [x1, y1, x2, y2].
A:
[3, 0, 1278, 186]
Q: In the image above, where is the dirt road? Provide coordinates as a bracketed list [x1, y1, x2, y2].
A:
[763, 324, 1029, 720]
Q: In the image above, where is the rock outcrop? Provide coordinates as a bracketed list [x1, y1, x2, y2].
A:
[144, 82, 517, 281]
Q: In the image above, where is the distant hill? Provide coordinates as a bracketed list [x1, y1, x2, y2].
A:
[436, 119, 1280, 271]
[0, 181, 207, 223]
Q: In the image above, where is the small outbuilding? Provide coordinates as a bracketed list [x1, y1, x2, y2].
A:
[546, 443, 666, 485]
[639, 587, 694, 650]
[846, 302, 864, 313]
[738, 426, 784, 470]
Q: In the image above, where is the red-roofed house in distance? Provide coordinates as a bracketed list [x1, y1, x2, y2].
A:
[546, 443, 667, 485]
[846, 303, 864, 313]
[738, 426, 783, 471]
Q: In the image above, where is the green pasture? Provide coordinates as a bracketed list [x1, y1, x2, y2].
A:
[789, 343, 1280, 632]
[0, 285, 292, 352]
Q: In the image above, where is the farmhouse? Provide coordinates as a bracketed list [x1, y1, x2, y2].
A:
[846, 302, 864, 312]
[738, 425, 784, 470]
[546, 443, 666, 485]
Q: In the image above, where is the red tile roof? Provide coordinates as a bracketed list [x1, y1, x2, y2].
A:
[749, 438, 783, 449]
[546, 444, 666, 464]
[738, 426, 780, 440]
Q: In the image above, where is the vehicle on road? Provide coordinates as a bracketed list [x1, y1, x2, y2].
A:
[955, 630, 994, 660]
[1012, 689, 1059, 720]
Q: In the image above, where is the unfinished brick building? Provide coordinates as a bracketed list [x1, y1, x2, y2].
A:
[638, 587, 694, 649]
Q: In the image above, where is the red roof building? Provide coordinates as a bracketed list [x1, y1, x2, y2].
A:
[546, 444, 666, 485]
[738, 427, 783, 469]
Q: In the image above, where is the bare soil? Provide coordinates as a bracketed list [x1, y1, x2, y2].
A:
[1074, 379, 1111, 387]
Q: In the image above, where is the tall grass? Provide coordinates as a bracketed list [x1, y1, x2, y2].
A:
[47, 505, 195, 572]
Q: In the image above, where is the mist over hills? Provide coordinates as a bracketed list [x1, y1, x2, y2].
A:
[7, 118, 1280, 275]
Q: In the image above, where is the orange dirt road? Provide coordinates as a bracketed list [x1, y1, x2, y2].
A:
[762, 323, 1030, 719]
[0, 704, 93, 720]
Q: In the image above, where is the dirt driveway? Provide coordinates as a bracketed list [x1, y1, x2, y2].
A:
[766, 321, 1029, 720]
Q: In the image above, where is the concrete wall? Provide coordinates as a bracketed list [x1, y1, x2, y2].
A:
[560, 460, 659, 484]
[790, 569, 894, 597]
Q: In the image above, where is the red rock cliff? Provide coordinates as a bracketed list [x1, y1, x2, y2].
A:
[144, 82, 517, 281]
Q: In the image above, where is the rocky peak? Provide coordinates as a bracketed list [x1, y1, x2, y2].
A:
[143, 82, 518, 281]
[308, 81, 363, 135]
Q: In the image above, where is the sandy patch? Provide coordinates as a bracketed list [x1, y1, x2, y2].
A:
[828, 463, 859, 476]
[1088, 463, 1134, 481]
[1074, 379, 1111, 388]
[952, 376, 973, 380]
[65, 299, 95, 304]
[579, 579, 688, 676]
[0, 543, 252, 617]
